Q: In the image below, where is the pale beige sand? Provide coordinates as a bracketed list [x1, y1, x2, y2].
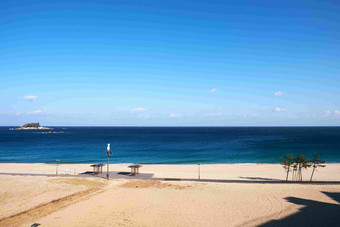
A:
[1, 164, 340, 227]
[0, 163, 340, 181]
[0, 175, 107, 226]
[25, 180, 340, 227]
[0, 175, 86, 220]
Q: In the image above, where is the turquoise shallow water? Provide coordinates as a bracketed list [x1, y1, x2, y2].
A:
[0, 127, 339, 164]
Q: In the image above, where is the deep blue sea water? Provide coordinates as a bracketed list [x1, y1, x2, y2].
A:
[0, 127, 339, 164]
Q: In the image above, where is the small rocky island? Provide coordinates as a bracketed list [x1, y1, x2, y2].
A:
[11, 123, 51, 130]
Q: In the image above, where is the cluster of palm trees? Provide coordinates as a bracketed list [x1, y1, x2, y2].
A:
[280, 153, 325, 182]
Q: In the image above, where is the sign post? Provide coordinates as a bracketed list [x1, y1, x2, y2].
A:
[56, 159, 60, 176]
[106, 144, 112, 180]
[198, 163, 200, 180]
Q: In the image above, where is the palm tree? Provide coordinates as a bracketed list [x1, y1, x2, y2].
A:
[295, 155, 302, 181]
[280, 153, 294, 181]
[292, 163, 298, 181]
[295, 154, 310, 181]
[310, 153, 326, 181]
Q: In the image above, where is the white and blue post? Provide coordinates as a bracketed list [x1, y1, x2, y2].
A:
[106, 143, 112, 180]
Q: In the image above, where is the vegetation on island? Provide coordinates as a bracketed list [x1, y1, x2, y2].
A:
[10, 122, 51, 130]
[281, 153, 325, 182]
[21, 123, 41, 128]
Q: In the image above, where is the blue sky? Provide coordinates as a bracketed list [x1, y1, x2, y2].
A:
[1, 0, 340, 126]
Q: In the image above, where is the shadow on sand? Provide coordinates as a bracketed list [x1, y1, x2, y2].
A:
[260, 192, 340, 226]
[239, 176, 281, 181]
[80, 171, 97, 175]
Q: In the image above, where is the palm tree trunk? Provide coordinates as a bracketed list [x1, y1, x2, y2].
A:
[310, 166, 315, 182]
[286, 166, 290, 181]
[298, 166, 302, 181]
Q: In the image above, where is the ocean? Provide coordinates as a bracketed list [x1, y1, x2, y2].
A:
[0, 127, 339, 164]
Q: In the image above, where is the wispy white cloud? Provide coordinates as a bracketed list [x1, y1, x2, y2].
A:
[7, 111, 22, 116]
[10, 110, 49, 116]
[29, 109, 43, 115]
[169, 113, 182, 118]
[24, 95, 38, 102]
[131, 107, 147, 114]
[274, 91, 283, 96]
[210, 88, 218, 94]
[320, 110, 332, 118]
[274, 107, 286, 112]
[205, 112, 223, 117]
[308, 110, 340, 119]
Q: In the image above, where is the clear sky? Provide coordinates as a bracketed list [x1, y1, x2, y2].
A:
[1, 0, 340, 126]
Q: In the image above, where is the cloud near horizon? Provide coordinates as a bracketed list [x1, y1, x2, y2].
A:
[131, 107, 147, 114]
[320, 110, 340, 118]
[274, 91, 283, 96]
[210, 88, 218, 94]
[204, 112, 223, 117]
[274, 107, 286, 112]
[29, 109, 43, 115]
[24, 95, 38, 102]
[169, 113, 182, 118]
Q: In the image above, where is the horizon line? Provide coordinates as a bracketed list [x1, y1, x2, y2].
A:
[2, 125, 340, 127]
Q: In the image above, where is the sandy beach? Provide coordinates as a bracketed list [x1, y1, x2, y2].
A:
[1, 163, 340, 226]
[1, 163, 340, 181]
